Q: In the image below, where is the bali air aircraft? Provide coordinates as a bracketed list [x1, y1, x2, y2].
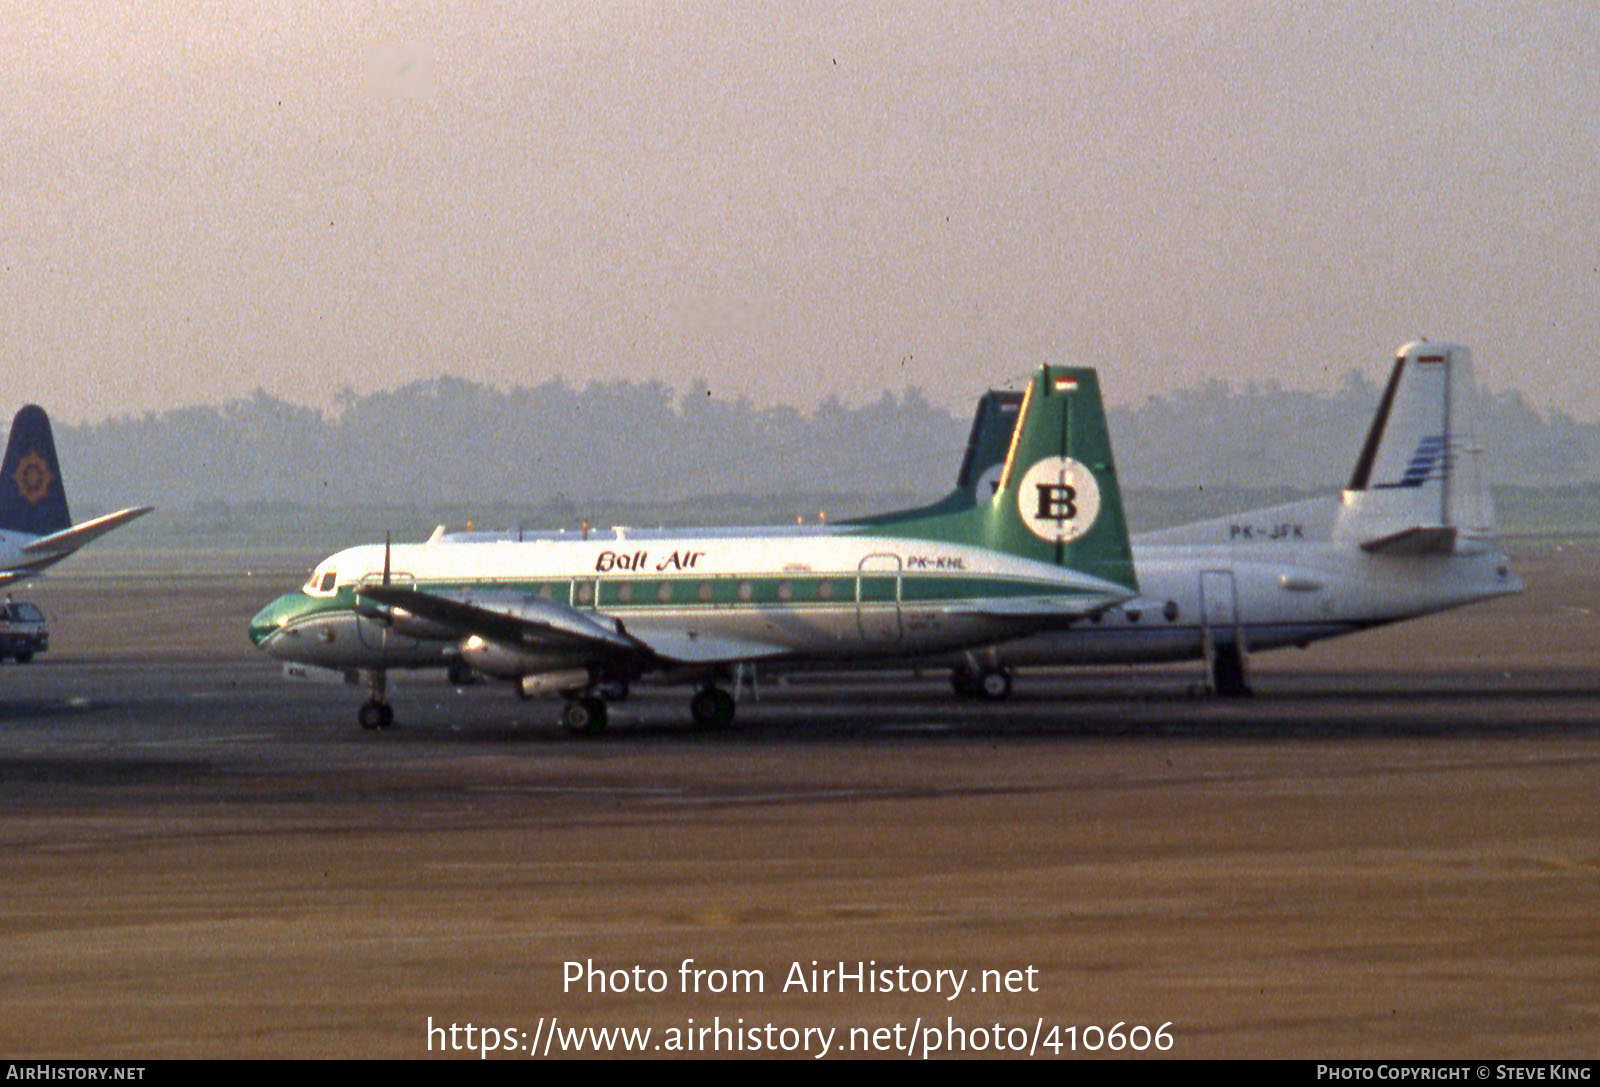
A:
[249, 365, 1140, 733]
[0, 405, 153, 587]
[917, 340, 1520, 697]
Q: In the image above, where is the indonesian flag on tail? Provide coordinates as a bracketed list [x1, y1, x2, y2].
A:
[1053, 375, 1078, 393]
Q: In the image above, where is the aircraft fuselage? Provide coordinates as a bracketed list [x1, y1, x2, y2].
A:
[250, 532, 1132, 675]
[989, 534, 1520, 668]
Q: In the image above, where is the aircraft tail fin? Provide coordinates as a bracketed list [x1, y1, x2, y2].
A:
[954, 390, 1025, 504]
[0, 405, 72, 537]
[845, 389, 1026, 526]
[1335, 341, 1495, 551]
[853, 367, 1137, 591]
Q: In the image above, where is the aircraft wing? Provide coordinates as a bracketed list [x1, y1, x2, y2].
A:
[20, 506, 154, 558]
[358, 584, 793, 666]
[355, 585, 648, 657]
[626, 628, 791, 664]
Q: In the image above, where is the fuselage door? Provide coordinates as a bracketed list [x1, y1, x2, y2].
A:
[857, 553, 903, 644]
[1199, 569, 1242, 649]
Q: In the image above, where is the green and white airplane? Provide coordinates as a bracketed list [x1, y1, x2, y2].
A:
[249, 364, 1139, 733]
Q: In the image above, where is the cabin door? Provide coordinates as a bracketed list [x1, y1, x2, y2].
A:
[1198, 569, 1242, 651]
[856, 554, 904, 644]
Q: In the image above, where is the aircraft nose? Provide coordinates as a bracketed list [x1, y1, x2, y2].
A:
[248, 595, 297, 649]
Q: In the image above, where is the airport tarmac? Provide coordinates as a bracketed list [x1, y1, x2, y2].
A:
[0, 545, 1596, 1059]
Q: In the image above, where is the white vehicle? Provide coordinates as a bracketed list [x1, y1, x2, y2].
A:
[250, 365, 1140, 733]
[0, 599, 48, 662]
[942, 341, 1520, 697]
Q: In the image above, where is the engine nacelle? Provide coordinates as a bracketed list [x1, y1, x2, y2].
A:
[386, 607, 462, 641]
[517, 670, 593, 698]
[458, 635, 585, 681]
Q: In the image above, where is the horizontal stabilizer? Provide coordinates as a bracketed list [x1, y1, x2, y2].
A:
[21, 506, 154, 557]
[1359, 525, 1458, 555]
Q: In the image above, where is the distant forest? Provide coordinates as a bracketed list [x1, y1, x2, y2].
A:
[44, 371, 1600, 516]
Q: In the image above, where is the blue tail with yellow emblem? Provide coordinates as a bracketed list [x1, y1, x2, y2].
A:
[0, 405, 151, 586]
[1, 405, 72, 537]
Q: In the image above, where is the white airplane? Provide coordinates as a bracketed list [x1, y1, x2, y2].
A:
[935, 341, 1521, 697]
[0, 405, 153, 588]
[249, 365, 1140, 733]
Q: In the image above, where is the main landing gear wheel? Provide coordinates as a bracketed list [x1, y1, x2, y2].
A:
[689, 686, 736, 729]
[446, 659, 477, 686]
[358, 700, 394, 730]
[977, 667, 1012, 701]
[561, 696, 608, 736]
[954, 667, 1012, 701]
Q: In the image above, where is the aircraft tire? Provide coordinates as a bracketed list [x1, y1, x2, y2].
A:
[690, 687, 735, 729]
[976, 667, 1012, 701]
[446, 659, 477, 686]
[14, 652, 31, 664]
[359, 700, 394, 730]
[562, 697, 608, 736]
[950, 670, 980, 698]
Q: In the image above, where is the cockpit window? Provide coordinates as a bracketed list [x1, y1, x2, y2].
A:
[303, 567, 339, 596]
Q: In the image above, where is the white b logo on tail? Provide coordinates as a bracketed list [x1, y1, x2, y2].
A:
[973, 462, 1005, 505]
[1017, 457, 1100, 543]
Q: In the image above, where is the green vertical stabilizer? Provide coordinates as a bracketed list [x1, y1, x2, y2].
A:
[848, 367, 1137, 591]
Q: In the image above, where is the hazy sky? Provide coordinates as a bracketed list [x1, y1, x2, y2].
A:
[4, 2, 1597, 424]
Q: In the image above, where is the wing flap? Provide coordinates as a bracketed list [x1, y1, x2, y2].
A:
[628, 628, 791, 664]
